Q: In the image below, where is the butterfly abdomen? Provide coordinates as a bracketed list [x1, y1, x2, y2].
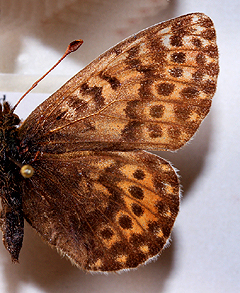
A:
[0, 102, 24, 262]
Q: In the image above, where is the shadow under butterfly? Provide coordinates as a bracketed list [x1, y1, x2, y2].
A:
[0, 13, 219, 272]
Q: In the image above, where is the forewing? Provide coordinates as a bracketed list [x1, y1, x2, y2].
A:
[19, 13, 219, 153]
[21, 151, 179, 272]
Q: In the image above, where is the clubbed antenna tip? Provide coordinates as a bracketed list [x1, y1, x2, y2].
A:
[12, 39, 84, 112]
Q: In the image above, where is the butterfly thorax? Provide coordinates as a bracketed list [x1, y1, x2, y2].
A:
[0, 102, 21, 184]
[0, 102, 24, 263]
[0, 101, 21, 156]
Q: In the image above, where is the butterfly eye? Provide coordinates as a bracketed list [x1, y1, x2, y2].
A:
[20, 165, 34, 178]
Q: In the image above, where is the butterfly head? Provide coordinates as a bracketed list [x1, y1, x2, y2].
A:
[0, 102, 20, 128]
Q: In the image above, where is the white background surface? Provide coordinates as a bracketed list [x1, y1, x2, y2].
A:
[0, 0, 240, 292]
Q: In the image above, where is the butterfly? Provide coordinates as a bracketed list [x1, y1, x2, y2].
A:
[0, 13, 219, 272]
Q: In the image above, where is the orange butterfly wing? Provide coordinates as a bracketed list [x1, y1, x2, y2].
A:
[21, 151, 179, 271]
[17, 13, 218, 272]
[19, 13, 219, 153]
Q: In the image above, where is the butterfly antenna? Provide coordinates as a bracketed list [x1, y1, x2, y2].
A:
[12, 40, 83, 112]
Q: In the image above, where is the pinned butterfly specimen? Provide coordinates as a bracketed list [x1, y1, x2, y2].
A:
[0, 13, 219, 272]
